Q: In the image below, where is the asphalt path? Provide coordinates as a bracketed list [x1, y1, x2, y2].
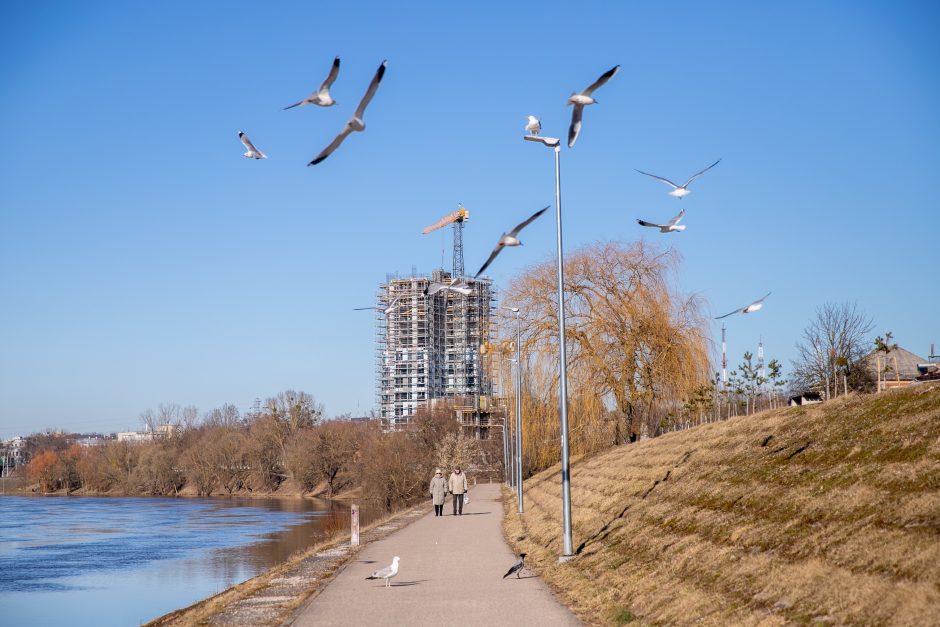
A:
[292, 482, 579, 626]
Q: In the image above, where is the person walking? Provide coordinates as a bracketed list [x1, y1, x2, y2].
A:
[448, 466, 468, 515]
[429, 468, 448, 517]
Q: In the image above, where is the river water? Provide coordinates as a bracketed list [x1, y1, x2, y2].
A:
[0, 495, 354, 626]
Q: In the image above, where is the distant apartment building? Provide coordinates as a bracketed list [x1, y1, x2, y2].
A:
[376, 270, 496, 430]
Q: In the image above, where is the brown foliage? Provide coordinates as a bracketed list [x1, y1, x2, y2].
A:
[505, 240, 711, 472]
[26, 450, 60, 493]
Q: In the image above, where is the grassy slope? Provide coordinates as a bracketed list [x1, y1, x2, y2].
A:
[504, 384, 940, 626]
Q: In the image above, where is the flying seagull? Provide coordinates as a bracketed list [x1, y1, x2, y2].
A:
[308, 60, 387, 166]
[366, 556, 400, 588]
[474, 206, 549, 278]
[425, 278, 472, 297]
[635, 159, 721, 199]
[284, 56, 340, 109]
[567, 65, 620, 148]
[715, 292, 772, 320]
[525, 115, 541, 136]
[637, 209, 686, 233]
[353, 297, 400, 315]
[503, 553, 527, 579]
[238, 131, 266, 159]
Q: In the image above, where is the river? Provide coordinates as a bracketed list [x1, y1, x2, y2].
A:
[0, 495, 355, 626]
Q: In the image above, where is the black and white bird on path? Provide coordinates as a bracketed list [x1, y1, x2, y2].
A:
[365, 556, 400, 588]
[284, 56, 340, 109]
[715, 292, 772, 320]
[353, 297, 400, 315]
[238, 131, 266, 159]
[474, 207, 549, 278]
[635, 159, 721, 199]
[637, 209, 686, 233]
[308, 60, 387, 166]
[503, 553, 527, 579]
[567, 65, 620, 148]
[525, 115, 541, 136]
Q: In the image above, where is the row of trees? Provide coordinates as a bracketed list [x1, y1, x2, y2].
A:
[25, 393, 491, 512]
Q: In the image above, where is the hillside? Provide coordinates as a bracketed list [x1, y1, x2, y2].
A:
[504, 384, 940, 626]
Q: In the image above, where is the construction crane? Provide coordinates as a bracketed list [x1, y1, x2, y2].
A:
[422, 205, 469, 277]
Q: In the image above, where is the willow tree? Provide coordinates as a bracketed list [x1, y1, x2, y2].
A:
[505, 241, 710, 450]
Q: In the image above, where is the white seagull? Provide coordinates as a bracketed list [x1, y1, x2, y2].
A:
[425, 278, 472, 297]
[635, 159, 722, 199]
[637, 209, 686, 233]
[284, 56, 341, 109]
[567, 65, 620, 148]
[353, 297, 400, 315]
[474, 206, 549, 278]
[715, 292, 772, 320]
[238, 131, 266, 159]
[365, 556, 400, 588]
[503, 553, 527, 579]
[309, 60, 387, 166]
[525, 115, 541, 136]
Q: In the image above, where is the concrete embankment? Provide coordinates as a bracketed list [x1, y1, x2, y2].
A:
[147, 503, 427, 627]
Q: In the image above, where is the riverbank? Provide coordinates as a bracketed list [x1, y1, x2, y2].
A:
[146, 501, 428, 627]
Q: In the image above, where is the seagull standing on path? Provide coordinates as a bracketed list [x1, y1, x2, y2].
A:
[283, 56, 340, 109]
[637, 209, 686, 233]
[715, 292, 772, 320]
[238, 131, 267, 159]
[525, 115, 541, 136]
[308, 60, 387, 166]
[635, 159, 722, 199]
[366, 556, 400, 588]
[474, 206, 549, 278]
[353, 297, 400, 315]
[567, 65, 620, 148]
[503, 553, 527, 579]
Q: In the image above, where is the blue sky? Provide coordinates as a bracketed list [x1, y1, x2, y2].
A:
[1, 1, 938, 438]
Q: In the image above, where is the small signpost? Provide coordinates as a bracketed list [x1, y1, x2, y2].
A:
[351, 504, 360, 546]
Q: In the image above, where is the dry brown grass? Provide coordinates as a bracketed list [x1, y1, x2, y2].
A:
[503, 384, 940, 626]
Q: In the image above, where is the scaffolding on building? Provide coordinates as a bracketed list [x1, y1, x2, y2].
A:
[375, 269, 498, 434]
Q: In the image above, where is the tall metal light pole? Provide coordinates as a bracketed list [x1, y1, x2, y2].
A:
[524, 134, 573, 557]
[506, 357, 517, 487]
[503, 306, 524, 513]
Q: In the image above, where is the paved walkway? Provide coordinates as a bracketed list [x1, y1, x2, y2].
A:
[292, 482, 579, 626]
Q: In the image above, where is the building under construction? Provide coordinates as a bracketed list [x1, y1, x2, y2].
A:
[375, 270, 497, 430]
[375, 205, 501, 433]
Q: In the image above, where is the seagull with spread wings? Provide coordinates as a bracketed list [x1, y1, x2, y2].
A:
[715, 292, 772, 320]
[238, 131, 266, 159]
[567, 65, 620, 148]
[308, 60, 387, 166]
[474, 206, 549, 278]
[637, 209, 686, 233]
[635, 159, 721, 199]
[283, 56, 340, 109]
[365, 556, 400, 588]
[353, 297, 400, 315]
[425, 279, 472, 297]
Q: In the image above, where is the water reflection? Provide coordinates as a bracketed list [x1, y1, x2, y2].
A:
[0, 495, 376, 627]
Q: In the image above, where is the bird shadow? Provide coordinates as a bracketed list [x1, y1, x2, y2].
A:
[507, 574, 538, 580]
[358, 560, 377, 564]
[390, 579, 429, 587]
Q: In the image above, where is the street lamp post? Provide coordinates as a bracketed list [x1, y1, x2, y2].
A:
[524, 134, 573, 557]
[505, 357, 517, 488]
[504, 306, 524, 513]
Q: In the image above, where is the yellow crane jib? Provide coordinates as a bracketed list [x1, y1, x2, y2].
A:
[421, 206, 470, 234]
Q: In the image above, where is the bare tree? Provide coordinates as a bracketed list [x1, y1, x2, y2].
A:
[203, 403, 242, 428]
[791, 302, 874, 395]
